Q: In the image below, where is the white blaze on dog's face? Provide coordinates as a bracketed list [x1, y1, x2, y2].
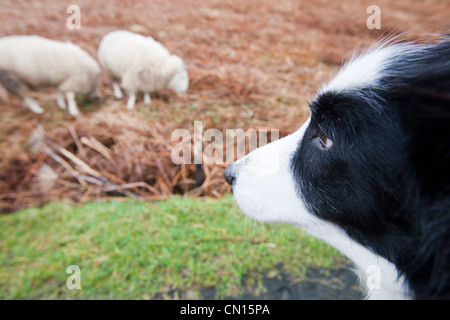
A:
[227, 118, 312, 225]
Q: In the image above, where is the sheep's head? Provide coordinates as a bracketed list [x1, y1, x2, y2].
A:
[168, 55, 189, 94]
[88, 74, 102, 98]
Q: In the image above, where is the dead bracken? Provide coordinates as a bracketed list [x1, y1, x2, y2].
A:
[0, 0, 447, 212]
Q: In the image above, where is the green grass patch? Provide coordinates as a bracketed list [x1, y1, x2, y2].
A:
[0, 195, 343, 299]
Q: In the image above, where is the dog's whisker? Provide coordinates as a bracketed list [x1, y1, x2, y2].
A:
[260, 221, 267, 234]
[268, 221, 277, 242]
[226, 197, 235, 205]
[231, 202, 242, 218]
[252, 219, 256, 240]
[245, 214, 249, 241]
[248, 218, 252, 241]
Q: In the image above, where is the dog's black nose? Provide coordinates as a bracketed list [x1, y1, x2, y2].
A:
[224, 164, 236, 186]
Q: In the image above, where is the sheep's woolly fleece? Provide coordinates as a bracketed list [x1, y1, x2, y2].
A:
[0, 35, 100, 115]
[98, 30, 188, 110]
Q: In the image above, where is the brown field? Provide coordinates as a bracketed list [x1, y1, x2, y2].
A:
[0, 0, 448, 212]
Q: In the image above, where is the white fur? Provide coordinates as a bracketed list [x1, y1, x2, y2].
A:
[0, 35, 101, 116]
[98, 30, 189, 110]
[321, 45, 402, 93]
[24, 96, 43, 114]
[112, 82, 123, 99]
[232, 117, 411, 299]
[232, 119, 312, 225]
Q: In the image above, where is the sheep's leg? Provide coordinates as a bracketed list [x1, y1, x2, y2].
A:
[57, 92, 66, 109]
[0, 70, 44, 114]
[127, 92, 136, 110]
[66, 92, 79, 116]
[24, 96, 44, 114]
[112, 82, 123, 99]
[143, 93, 152, 105]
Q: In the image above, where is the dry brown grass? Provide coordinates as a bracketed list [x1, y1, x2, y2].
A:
[0, 0, 448, 212]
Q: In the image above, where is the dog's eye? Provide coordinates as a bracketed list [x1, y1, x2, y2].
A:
[318, 131, 333, 149]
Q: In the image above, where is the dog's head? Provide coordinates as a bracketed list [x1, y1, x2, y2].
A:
[225, 38, 450, 299]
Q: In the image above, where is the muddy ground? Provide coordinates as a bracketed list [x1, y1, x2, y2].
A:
[223, 263, 364, 300]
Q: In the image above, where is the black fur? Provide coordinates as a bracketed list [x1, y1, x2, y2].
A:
[0, 70, 28, 98]
[291, 39, 450, 299]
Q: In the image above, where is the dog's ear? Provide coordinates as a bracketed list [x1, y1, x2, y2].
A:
[397, 39, 450, 203]
[407, 89, 450, 202]
[398, 39, 450, 299]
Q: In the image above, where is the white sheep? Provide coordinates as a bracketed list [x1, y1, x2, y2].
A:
[0, 35, 101, 116]
[98, 30, 188, 110]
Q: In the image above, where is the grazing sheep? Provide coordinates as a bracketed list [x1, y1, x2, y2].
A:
[0, 35, 101, 116]
[98, 30, 189, 110]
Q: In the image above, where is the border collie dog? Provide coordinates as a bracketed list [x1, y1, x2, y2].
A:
[224, 37, 450, 299]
